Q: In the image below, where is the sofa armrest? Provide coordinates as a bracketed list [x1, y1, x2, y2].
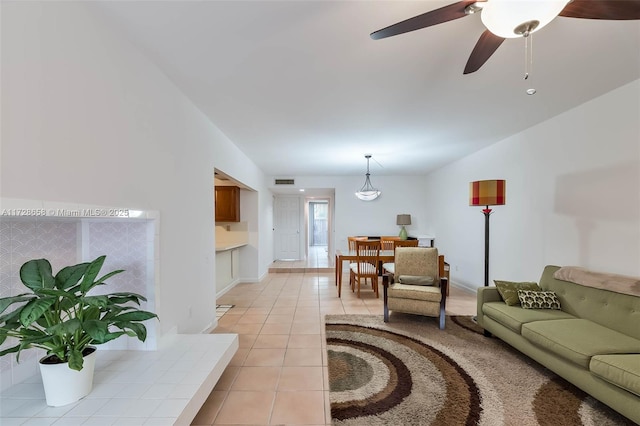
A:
[478, 286, 501, 303]
[477, 286, 501, 329]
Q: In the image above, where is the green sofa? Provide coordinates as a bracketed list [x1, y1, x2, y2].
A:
[477, 265, 640, 424]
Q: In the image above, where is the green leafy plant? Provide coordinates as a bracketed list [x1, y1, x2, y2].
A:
[0, 255, 158, 371]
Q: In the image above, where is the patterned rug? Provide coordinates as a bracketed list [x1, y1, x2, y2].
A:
[325, 314, 634, 426]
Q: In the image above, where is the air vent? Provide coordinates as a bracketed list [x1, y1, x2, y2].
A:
[275, 179, 295, 185]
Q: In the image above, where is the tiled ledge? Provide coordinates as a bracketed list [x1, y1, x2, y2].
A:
[0, 333, 238, 425]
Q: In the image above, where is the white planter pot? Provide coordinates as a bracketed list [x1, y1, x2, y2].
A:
[39, 347, 97, 407]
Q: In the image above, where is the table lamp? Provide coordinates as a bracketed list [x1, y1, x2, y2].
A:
[396, 214, 411, 240]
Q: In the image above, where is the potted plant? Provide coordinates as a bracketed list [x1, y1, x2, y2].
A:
[0, 255, 158, 406]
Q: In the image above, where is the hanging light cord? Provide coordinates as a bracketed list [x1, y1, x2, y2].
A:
[360, 157, 373, 191]
[524, 31, 533, 80]
[524, 31, 536, 95]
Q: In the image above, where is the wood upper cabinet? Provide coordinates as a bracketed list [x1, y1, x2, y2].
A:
[215, 186, 240, 222]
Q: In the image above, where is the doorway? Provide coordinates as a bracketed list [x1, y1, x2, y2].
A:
[272, 193, 333, 266]
[273, 196, 302, 261]
[306, 200, 330, 268]
[308, 201, 328, 246]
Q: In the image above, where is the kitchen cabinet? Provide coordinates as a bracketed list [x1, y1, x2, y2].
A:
[216, 247, 240, 295]
[215, 186, 240, 222]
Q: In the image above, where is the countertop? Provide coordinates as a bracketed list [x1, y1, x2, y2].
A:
[215, 242, 247, 252]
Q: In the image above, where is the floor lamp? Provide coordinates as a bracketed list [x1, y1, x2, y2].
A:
[469, 180, 506, 287]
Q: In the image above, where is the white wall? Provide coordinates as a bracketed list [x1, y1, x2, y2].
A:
[0, 2, 272, 336]
[424, 80, 640, 290]
[270, 175, 431, 253]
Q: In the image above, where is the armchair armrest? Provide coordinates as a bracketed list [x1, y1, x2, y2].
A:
[382, 273, 391, 322]
[438, 277, 448, 329]
[440, 277, 448, 300]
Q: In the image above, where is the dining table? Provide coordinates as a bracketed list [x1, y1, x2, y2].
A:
[334, 249, 395, 297]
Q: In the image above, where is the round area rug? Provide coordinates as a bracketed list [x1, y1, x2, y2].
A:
[325, 314, 635, 426]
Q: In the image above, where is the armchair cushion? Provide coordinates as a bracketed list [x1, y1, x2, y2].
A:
[394, 247, 438, 277]
[388, 283, 441, 302]
[388, 296, 441, 317]
[398, 275, 435, 286]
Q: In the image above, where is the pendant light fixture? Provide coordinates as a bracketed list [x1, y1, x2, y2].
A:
[355, 154, 381, 201]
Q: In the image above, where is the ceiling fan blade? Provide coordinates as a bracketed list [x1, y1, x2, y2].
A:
[463, 30, 505, 74]
[559, 0, 640, 20]
[370, 1, 479, 40]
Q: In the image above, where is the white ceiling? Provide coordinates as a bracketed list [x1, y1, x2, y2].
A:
[91, 1, 640, 178]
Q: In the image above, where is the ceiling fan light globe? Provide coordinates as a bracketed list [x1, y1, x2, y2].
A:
[481, 0, 570, 38]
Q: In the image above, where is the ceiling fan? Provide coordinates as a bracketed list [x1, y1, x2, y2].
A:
[371, 0, 640, 74]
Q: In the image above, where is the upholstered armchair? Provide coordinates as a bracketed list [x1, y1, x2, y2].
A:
[382, 247, 448, 329]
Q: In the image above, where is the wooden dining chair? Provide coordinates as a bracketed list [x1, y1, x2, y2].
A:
[348, 236, 367, 251]
[382, 239, 419, 277]
[380, 236, 400, 251]
[337, 237, 367, 289]
[340, 236, 368, 289]
[349, 239, 381, 298]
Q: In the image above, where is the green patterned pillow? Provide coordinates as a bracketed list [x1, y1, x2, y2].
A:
[517, 290, 562, 310]
[493, 280, 541, 306]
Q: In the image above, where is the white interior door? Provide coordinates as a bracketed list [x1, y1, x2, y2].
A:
[274, 196, 301, 260]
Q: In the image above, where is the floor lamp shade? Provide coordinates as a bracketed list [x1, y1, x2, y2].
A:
[469, 180, 506, 207]
[469, 180, 506, 287]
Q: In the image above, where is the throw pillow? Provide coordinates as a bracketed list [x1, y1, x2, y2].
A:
[517, 290, 562, 310]
[493, 280, 541, 305]
[398, 275, 435, 286]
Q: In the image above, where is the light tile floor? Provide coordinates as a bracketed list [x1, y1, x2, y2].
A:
[193, 250, 476, 425]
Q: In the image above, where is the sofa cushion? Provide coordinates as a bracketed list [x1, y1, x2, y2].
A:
[522, 319, 640, 368]
[517, 290, 561, 310]
[590, 354, 640, 397]
[494, 280, 541, 305]
[388, 283, 441, 302]
[482, 302, 575, 334]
